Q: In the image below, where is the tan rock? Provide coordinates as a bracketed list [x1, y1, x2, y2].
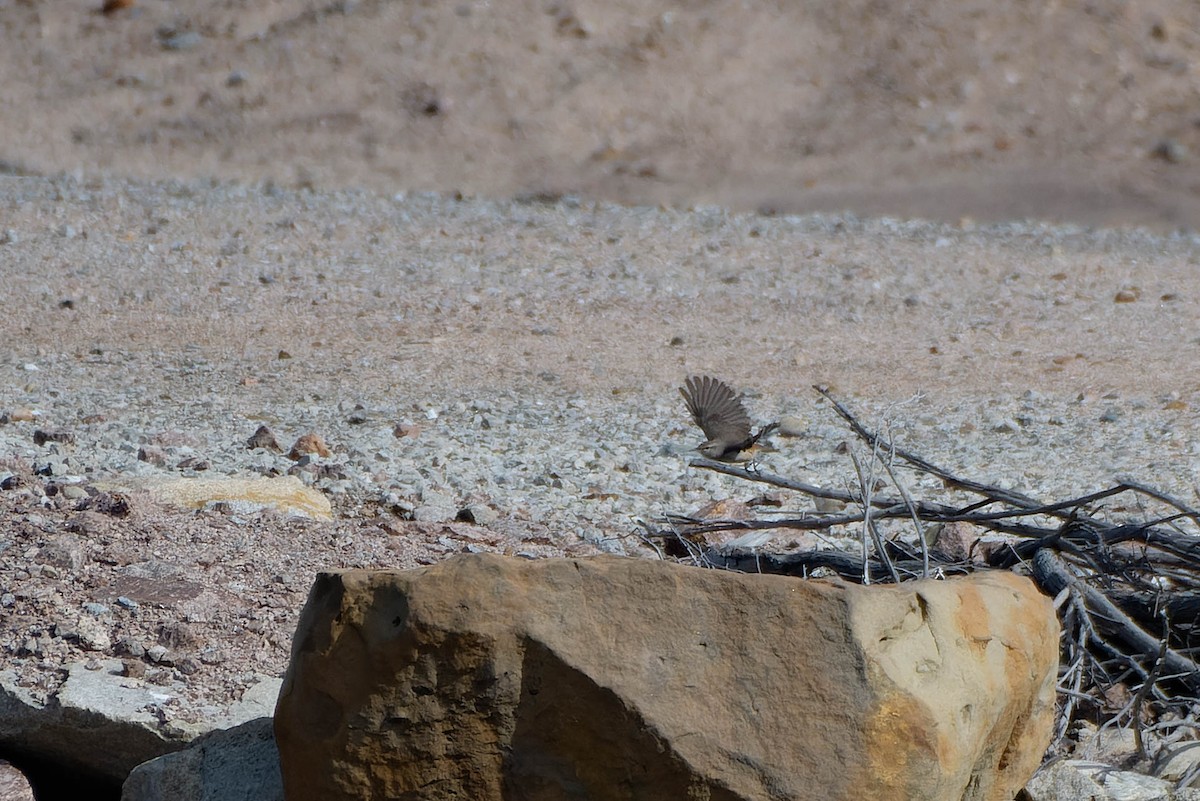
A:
[275, 554, 1058, 801]
[777, 414, 807, 437]
[121, 476, 332, 520]
[287, 433, 330, 460]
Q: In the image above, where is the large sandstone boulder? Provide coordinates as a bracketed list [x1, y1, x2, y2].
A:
[275, 554, 1058, 801]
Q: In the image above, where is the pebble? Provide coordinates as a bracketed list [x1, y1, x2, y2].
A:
[413, 504, 456, 523]
[160, 31, 203, 51]
[777, 415, 807, 437]
[288, 433, 331, 460]
[76, 617, 112, 651]
[246, 425, 281, 451]
[456, 504, 498, 526]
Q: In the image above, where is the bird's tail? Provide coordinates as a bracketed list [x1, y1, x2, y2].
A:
[750, 421, 779, 445]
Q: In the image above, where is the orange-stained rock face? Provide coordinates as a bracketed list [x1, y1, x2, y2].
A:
[274, 555, 1058, 801]
[853, 571, 1060, 801]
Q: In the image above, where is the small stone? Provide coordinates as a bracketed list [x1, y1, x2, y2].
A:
[814, 496, 847, 513]
[776, 415, 806, 437]
[117, 637, 146, 657]
[1155, 742, 1200, 783]
[199, 647, 226, 665]
[225, 70, 247, 87]
[160, 30, 203, 51]
[116, 596, 139, 610]
[401, 82, 444, 117]
[393, 422, 422, 439]
[33, 429, 75, 446]
[82, 602, 109, 616]
[158, 621, 197, 649]
[1099, 407, 1122, 423]
[1114, 288, 1140, 303]
[288, 433, 331, 460]
[78, 492, 132, 517]
[693, 499, 753, 520]
[176, 656, 202, 676]
[146, 669, 173, 686]
[77, 617, 112, 652]
[1150, 138, 1187, 164]
[146, 644, 169, 663]
[137, 445, 169, 466]
[0, 758, 34, 801]
[0, 593, 14, 607]
[122, 659, 146, 678]
[413, 504, 456, 523]
[60, 485, 87, 500]
[4, 408, 36, 422]
[456, 504, 499, 526]
[246, 425, 282, 452]
[175, 455, 210, 471]
[41, 535, 85, 570]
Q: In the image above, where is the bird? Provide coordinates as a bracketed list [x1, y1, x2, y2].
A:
[679, 375, 778, 462]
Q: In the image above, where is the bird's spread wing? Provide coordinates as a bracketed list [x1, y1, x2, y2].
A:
[680, 376, 752, 443]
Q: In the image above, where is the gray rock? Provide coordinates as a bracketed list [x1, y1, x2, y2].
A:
[776, 414, 807, 437]
[1024, 759, 1200, 801]
[121, 717, 283, 801]
[75, 615, 113, 651]
[455, 504, 498, 526]
[0, 661, 281, 789]
[1155, 741, 1200, 785]
[412, 504, 455, 523]
[160, 31, 203, 51]
[0, 662, 188, 785]
[0, 759, 34, 801]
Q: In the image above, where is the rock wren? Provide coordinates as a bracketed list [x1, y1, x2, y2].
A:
[680, 375, 778, 461]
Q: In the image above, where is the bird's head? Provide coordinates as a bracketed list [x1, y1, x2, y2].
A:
[697, 440, 728, 459]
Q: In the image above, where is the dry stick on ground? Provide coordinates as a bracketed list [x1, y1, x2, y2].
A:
[850, 447, 900, 584]
[1031, 550, 1200, 695]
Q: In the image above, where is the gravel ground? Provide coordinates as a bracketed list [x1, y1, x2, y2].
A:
[2, 175, 1200, 721]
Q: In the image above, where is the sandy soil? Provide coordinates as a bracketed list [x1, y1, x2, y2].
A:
[4, 0, 1200, 229]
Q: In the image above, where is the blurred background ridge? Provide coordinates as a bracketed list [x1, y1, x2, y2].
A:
[4, 0, 1200, 229]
